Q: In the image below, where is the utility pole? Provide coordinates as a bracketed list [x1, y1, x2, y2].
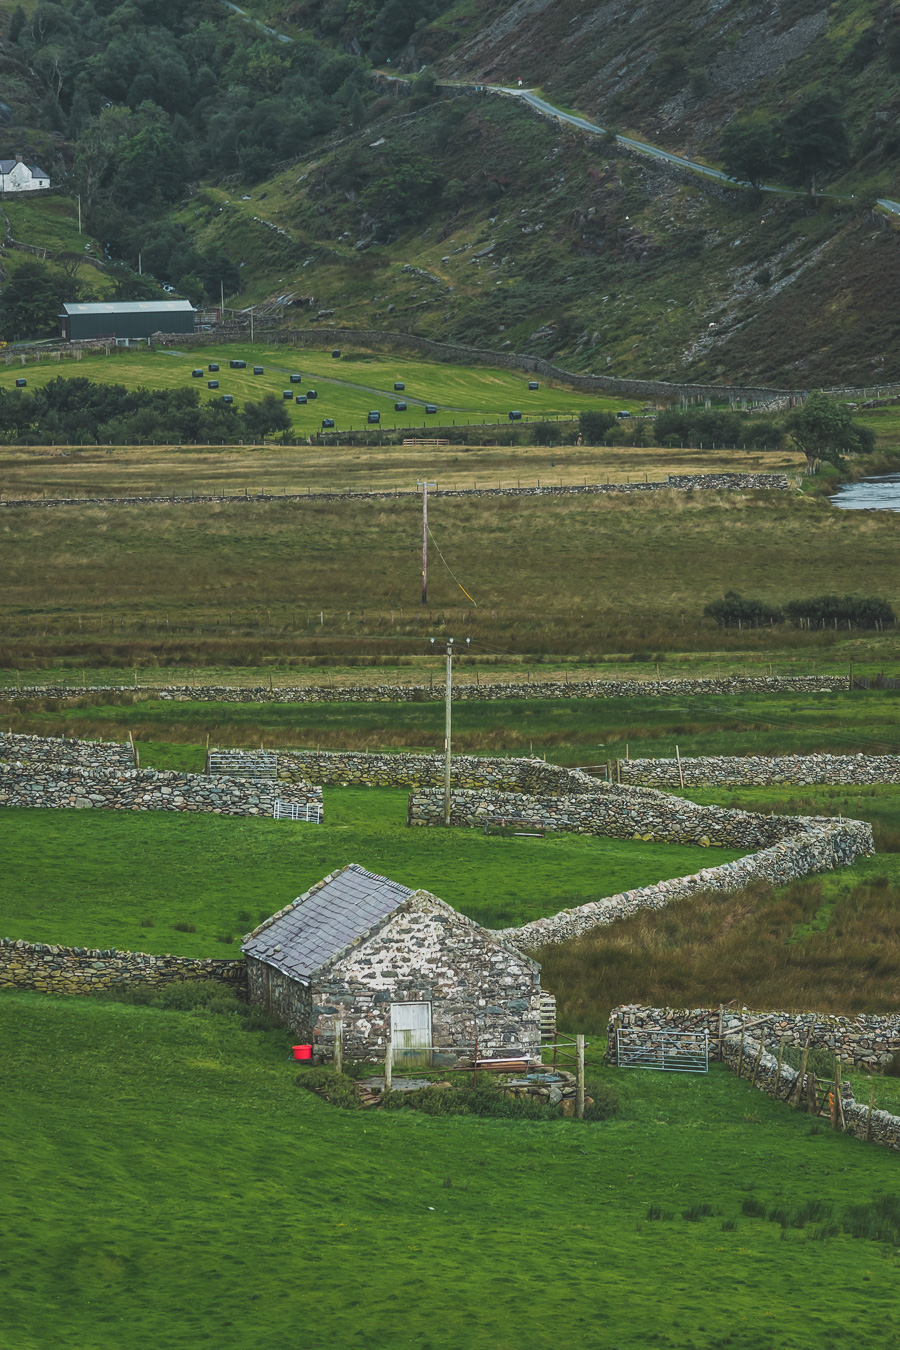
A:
[77, 194, 81, 235]
[431, 635, 470, 825]
[220, 279, 225, 321]
[417, 480, 436, 605]
[250, 307, 254, 342]
[138, 252, 142, 275]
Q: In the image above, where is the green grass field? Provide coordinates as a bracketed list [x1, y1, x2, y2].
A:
[5, 989, 900, 1350]
[6, 690, 900, 764]
[0, 343, 627, 433]
[0, 789, 744, 951]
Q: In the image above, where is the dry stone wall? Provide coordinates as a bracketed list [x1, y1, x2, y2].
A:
[622, 753, 900, 787]
[1, 675, 849, 704]
[610, 1010, 900, 1151]
[0, 760, 322, 817]
[608, 1004, 900, 1070]
[0, 937, 246, 997]
[0, 472, 789, 511]
[275, 749, 585, 791]
[0, 731, 134, 769]
[408, 780, 872, 945]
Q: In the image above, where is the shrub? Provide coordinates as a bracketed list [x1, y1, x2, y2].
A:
[578, 409, 616, 443]
[704, 590, 783, 627]
[296, 1067, 363, 1111]
[784, 594, 895, 629]
[583, 1081, 620, 1121]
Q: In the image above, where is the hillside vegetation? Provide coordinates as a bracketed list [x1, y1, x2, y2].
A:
[3, 0, 900, 382]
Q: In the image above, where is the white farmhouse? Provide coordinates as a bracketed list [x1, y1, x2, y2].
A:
[0, 156, 50, 192]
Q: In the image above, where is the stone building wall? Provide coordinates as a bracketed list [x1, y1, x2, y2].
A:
[621, 753, 900, 787]
[1, 674, 850, 704]
[245, 957, 312, 1035]
[0, 937, 246, 996]
[0, 760, 322, 817]
[245, 892, 542, 1062]
[309, 892, 542, 1062]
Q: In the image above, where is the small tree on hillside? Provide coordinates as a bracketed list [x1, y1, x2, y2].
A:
[578, 409, 616, 444]
[785, 391, 864, 473]
[781, 91, 849, 199]
[720, 118, 780, 191]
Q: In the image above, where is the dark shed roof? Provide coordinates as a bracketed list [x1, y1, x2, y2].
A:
[242, 864, 414, 982]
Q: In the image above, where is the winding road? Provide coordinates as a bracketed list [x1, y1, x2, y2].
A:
[216, 0, 900, 214]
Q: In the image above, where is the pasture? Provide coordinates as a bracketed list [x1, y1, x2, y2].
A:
[5, 689, 900, 764]
[0, 789, 744, 951]
[1, 480, 897, 670]
[5, 988, 900, 1350]
[0, 342, 626, 433]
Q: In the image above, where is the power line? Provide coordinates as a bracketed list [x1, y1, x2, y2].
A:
[426, 523, 477, 606]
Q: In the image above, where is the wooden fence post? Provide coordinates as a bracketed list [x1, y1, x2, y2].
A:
[384, 1035, 392, 1091]
[333, 1018, 343, 1075]
[576, 1034, 585, 1120]
[736, 1025, 746, 1079]
[774, 1039, 785, 1097]
[750, 1036, 765, 1087]
[790, 1034, 811, 1109]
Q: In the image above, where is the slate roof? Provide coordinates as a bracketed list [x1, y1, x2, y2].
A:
[62, 301, 195, 315]
[0, 160, 49, 177]
[242, 864, 415, 982]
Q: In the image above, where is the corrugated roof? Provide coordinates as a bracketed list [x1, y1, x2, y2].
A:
[62, 301, 195, 315]
[242, 864, 414, 982]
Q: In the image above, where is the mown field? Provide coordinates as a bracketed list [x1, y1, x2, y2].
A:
[2, 480, 897, 668]
[0, 342, 626, 434]
[5, 989, 900, 1350]
[0, 788, 744, 949]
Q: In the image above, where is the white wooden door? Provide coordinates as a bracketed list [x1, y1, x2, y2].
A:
[390, 1001, 432, 1068]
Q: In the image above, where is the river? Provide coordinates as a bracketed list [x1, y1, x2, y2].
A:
[831, 472, 900, 512]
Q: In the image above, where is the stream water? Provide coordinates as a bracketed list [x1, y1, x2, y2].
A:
[831, 472, 900, 512]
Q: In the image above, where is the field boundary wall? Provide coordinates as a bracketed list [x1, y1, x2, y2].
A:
[0, 471, 790, 511]
[608, 1005, 900, 1150]
[0, 731, 134, 769]
[0, 760, 322, 817]
[608, 1004, 900, 1069]
[151, 326, 805, 402]
[621, 753, 900, 787]
[407, 774, 873, 946]
[0, 675, 850, 704]
[0, 937, 247, 997]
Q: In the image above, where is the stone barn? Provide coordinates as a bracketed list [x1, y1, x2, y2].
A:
[242, 863, 543, 1064]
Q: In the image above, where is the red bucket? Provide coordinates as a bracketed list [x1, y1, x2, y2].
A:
[292, 1045, 313, 1061]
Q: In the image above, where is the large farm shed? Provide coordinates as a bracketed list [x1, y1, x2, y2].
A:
[59, 300, 195, 342]
[242, 864, 543, 1063]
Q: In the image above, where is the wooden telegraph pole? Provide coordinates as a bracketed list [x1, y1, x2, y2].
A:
[430, 635, 470, 825]
[417, 480, 436, 604]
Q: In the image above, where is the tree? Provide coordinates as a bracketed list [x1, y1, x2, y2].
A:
[578, 409, 616, 443]
[242, 395, 291, 440]
[785, 392, 863, 473]
[720, 118, 779, 191]
[781, 91, 848, 199]
[0, 260, 70, 341]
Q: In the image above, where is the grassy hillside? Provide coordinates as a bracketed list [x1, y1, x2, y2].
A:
[7, 989, 900, 1349]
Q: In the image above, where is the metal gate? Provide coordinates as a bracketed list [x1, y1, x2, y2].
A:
[615, 1027, 708, 1074]
[207, 749, 278, 779]
[272, 800, 323, 822]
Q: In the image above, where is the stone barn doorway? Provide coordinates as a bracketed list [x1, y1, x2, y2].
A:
[391, 1001, 432, 1068]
